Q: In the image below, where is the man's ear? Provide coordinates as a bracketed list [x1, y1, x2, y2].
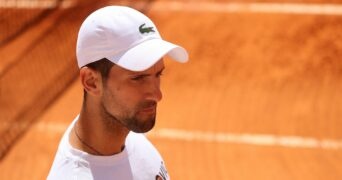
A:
[80, 67, 102, 96]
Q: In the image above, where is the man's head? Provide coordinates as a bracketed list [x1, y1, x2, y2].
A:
[76, 6, 188, 133]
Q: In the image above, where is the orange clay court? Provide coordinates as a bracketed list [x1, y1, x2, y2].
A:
[0, 0, 342, 179]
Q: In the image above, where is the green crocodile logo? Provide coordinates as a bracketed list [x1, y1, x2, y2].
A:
[139, 23, 155, 34]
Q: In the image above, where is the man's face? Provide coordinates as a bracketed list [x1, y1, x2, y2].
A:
[100, 60, 164, 133]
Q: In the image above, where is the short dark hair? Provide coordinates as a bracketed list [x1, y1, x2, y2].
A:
[85, 58, 114, 81]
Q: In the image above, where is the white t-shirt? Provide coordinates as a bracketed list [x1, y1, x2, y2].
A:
[47, 116, 169, 180]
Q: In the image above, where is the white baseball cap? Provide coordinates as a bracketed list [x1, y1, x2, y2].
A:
[76, 6, 189, 71]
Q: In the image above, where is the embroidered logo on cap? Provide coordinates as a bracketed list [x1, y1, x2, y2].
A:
[139, 23, 155, 34]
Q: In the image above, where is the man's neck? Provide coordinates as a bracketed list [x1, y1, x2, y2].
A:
[69, 110, 129, 156]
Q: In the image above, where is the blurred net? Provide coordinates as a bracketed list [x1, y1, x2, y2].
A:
[0, 0, 102, 160]
[0, 0, 156, 161]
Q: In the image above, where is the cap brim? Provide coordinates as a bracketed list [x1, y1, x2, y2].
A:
[107, 38, 188, 71]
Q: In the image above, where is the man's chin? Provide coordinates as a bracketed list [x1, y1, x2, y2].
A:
[129, 117, 156, 133]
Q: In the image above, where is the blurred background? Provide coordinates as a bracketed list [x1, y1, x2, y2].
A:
[0, 0, 342, 179]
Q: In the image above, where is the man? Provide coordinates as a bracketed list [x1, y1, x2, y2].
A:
[47, 6, 188, 180]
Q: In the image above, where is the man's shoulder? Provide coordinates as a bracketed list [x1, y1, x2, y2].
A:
[126, 131, 148, 140]
[47, 153, 91, 180]
[126, 131, 154, 148]
[125, 131, 161, 158]
[125, 132, 169, 179]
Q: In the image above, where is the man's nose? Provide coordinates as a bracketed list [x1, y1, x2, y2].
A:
[146, 79, 162, 102]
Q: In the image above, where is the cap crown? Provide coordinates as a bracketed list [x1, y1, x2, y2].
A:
[77, 6, 161, 67]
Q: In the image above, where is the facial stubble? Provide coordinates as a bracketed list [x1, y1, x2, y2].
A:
[101, 99, 157, 133]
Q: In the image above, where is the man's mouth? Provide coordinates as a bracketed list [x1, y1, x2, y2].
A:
[138, 101, 157, 114]
[140, 106, 156, 114]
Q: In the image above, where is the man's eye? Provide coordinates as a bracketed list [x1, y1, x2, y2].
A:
[131, 75, 145, 81]
[156, 72, 163, 77]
